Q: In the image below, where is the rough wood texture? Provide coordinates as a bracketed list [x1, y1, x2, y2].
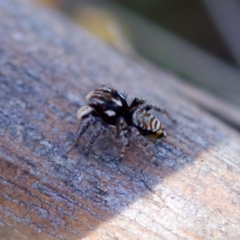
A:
[1, 0, 240, 239]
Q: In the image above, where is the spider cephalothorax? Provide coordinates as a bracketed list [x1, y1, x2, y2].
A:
[68, 86, 174, 160]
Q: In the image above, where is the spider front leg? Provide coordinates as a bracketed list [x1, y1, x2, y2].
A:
[65, 106, 96, 155]
[130, 126, 156, 161]
[142, 104, 176, 122]
[115, 117, 130, 160]
[65, 117, 97, 155]
[86, 125, 109, 154]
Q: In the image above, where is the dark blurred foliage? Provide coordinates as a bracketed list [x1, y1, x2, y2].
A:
[35, 0, 237, 66]
[111, 0, 236, 66]
[34, 0, 240, 129]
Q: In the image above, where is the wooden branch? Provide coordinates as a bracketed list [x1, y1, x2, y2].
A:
[0, 0, 240, 239]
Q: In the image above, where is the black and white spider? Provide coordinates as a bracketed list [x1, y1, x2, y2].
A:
[67, 86, 174, 160]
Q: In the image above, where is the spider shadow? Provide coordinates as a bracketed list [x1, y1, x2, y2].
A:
[49, 110, 220, 238]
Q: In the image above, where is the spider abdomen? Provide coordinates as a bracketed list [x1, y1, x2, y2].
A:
[132, 109, 161, 132]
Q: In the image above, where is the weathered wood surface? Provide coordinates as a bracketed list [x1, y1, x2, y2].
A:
[1, 0, 240, 239]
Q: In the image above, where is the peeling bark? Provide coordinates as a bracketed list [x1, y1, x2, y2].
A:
[0, 0, 240, 240]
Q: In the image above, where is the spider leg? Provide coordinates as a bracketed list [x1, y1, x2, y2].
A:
[65, 117, 97, 155]
[142, 104, 176, 122]
[130, 126, 156, 160]
[86, 125, 109, 154]
[76, 118, 97, 146]
[115, 116, 127, 139]
[129, 97, 146, 112]
[115, 117, 130, 160]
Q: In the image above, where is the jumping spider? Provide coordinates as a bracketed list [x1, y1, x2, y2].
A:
[67, 86, 174, 160]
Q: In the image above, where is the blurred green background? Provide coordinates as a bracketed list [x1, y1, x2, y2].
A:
[35, 0, 240, 129]
[112, 0, 236, 66]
